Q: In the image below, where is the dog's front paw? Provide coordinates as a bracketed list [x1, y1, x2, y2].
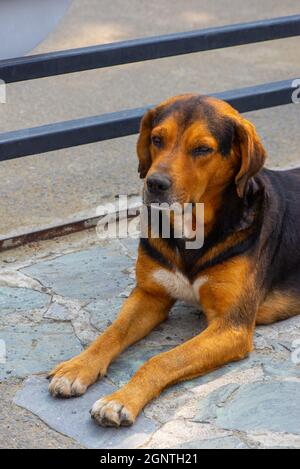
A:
[90, 395, 135, 427]
[48, 354, 105, 398]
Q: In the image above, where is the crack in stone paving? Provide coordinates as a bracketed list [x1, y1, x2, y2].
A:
[0, 270, 48, 293]
[44, 295, 99, 346]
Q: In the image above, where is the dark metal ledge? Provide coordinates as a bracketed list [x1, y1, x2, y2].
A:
[0, 198, 142, 252]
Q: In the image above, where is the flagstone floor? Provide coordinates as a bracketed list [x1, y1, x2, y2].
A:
[0, 228, 300, 449]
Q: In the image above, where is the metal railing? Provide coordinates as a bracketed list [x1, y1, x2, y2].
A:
[0, 14, 299, 162]
[1, 15, 300, 83]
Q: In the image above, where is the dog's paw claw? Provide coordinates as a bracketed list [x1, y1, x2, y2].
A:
[90, 398, 134, 427]
[49, 376, 87, 398]
[48, 354, 106, 398]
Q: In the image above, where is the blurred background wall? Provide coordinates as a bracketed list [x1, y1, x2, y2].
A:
[0, 0, 72, 59]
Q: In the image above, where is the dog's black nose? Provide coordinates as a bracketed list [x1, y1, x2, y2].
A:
[147, 173, 172, 194]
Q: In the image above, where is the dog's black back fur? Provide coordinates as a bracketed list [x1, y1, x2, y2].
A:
[258, 167, 300, 295]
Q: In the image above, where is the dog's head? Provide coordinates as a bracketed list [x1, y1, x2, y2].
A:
[137, 95, 266, 213]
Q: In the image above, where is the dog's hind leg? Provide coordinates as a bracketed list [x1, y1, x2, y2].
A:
[256, 289, 300, 325]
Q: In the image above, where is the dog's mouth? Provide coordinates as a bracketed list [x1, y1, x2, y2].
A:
[143, 192, 170, 207]
[142, 188, 185, 209]
[141, 205, 200, 242]
[143, 195, 196, 212]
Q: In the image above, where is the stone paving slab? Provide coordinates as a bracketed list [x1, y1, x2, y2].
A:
[0, 322, 82, 380]
[0, 286, 50, 314]
[195, 381, 300, 435]
[14, 376, 159, 449]
[86, 297, 125, 331]
[0, 378, 82, 449]
[177, 436, 248, 449]
[22, 246, 132, 302]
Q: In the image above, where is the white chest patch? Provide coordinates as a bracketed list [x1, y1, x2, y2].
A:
[153, 269, 208, 305]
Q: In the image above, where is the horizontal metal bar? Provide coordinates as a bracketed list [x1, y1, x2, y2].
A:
[1, 15, 300, 83]
[0, 78, 297, 161]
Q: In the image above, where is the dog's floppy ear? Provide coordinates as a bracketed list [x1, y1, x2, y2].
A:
[137, 109, 154, 179]
[234, 117, 267, 198]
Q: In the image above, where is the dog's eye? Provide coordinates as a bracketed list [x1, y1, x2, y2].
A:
[151, 136, 163, 148]
[191, 146, 213, 157]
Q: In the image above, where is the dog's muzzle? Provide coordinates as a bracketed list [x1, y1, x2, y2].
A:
[144, 172, 173, 205]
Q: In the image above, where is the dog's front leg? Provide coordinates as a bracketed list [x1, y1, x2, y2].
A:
[91, 255, 257, 427]
[91, 315, 254, 427]
[48, 287, 173, 398]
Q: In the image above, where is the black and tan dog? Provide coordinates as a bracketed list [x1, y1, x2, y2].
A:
[48, 95, 300, 427]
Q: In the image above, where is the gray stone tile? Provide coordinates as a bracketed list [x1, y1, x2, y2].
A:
[14, 376, 159, 449]
[151, 302, 206, 346]
[0, 323, 82, 379]
[44, 302, 72, 321]
[108, 345, 173, 387]
[0, 286, 50, 314]
[88, 300, 206, 345]
[194, 383, 240, 422]
[176, 436, 248, 449]
[195, 381, 300, 435]
[0, 378, 82, 449]
[21, 247, 132, 302]
[86, 297, 124, 332]
[118, 238, 139, 259]
[262, 360, 300, 378]
[182, 352, 300, 392]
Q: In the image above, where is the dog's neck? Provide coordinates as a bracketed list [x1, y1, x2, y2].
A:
[168, 179, 264, 276]
[143, 177, 264, 278]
